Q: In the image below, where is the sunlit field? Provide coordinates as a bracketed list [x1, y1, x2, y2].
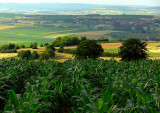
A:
[1, 42, 160, 62]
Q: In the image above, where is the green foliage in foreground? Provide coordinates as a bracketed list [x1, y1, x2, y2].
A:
[1, 59, 160, 112]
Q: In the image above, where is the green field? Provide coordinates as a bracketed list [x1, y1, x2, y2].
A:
[1, 59, 160, 112]
[0, 14, 159, 46]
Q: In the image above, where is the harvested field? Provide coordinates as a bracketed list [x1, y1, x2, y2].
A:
[0, 25, 18, 30]
[147, 43, 160, 47]
[53, 52, 74, 62]
[0, 53, 17, 59]
[17, 48, 45, 54]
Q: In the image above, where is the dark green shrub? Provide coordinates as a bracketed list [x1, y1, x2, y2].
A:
[15, 45, 20, 49]
[29, 43, 33, 48]
[44, 43, 49, 47]
[0, 44, 17, 53]
[20, 45, 25, 48]
[32, 42, 38, 49]
[40, 44, 43, 47]
[73, 40, 104, 59]
[80, 36, 87, 41]
[45, 45, 55, 51]
[39, 53, 49, 61]
[119, 38, 148, 61]
[31, 51, 39, 59]
[45, 49, 55, 58]
[18, 50, 31, 60]
[52, 36, 80, 47]
[58, 46, 64, 53]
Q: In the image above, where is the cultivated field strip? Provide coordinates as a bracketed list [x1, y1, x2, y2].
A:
[1, 59, 160, 112]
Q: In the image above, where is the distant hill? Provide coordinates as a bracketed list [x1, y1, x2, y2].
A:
[0, 3, 159, 15]
[0, 3, 101, 10]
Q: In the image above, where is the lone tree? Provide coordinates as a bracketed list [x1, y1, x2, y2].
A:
[119, 38, 148, 61]
[73, 40, 103, 59]
[18, 50, 31, 60]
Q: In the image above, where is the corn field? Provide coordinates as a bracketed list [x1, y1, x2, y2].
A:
[1, 58, 160, 113]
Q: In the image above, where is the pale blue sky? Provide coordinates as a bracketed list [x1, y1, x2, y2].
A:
[0, 0, 159, 6]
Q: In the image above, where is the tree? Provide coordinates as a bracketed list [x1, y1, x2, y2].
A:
[29, 43, 33, 48]
[58, 46, 64, 53]
[80, 36, 87, 41]
[32, 42, 38, 49]
[39, 53, 49, 61]
[40, 44, 43, 47]
[45, 49, 55, 58]
[31, 51, 39, 59]
[20, 45, 25, 48]
[119, 38, 148, 61]
[73, 40, 104, 59]
[44, 43, 49, 47]
[15, 45, 20, 49]
[18, 50, 31, 60]
[45, 45, 55, 51]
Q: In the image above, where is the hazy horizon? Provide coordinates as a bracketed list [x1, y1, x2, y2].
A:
[0, 0, 159, 6]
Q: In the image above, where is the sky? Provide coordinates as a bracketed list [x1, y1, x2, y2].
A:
[0, 0, 159, 6]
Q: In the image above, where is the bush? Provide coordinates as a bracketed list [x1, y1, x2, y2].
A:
[73, 40, 104, 59]
[15, 45, 20, 49]
[58, 46, 64, 53]
[18, 50, 31, 60]
[40, 44, 43, 47]
[31, 51, 39, 59]
[52, 36, 80, 47]
[0, 44, 17, 53]
[80, 36, 87, 41]
[45, 45, 55, 51]
[29, 43, 33, 48]
[44, 43, 49, 47]
[39, 53, 49, 61]
[119, 38, 148, 61]
[29, 42, 38, 49]
[45, 49, 55, 58]
[32, 42, 38, 49]
[20, 45, 25, 48]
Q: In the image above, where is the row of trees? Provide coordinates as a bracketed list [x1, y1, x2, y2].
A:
[18, 51, 39, 60]
[0, 44, 25, 53]
[17, 37, 148, 62]
[52, 36, 82, 47]
[18, 44, 56, 61]
[52, 36, 110, 47]
[73, 38, 148, 61]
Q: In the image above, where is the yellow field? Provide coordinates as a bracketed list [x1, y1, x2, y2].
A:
[56, 43, 160, 49]
[17, 48, 45, 54]
[53, 52, 74, 62]
[0, 53, 17, 59]
[0, 25, 18, 30]
[1, 42, 160, 62]
[46, 30, 121, 39]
